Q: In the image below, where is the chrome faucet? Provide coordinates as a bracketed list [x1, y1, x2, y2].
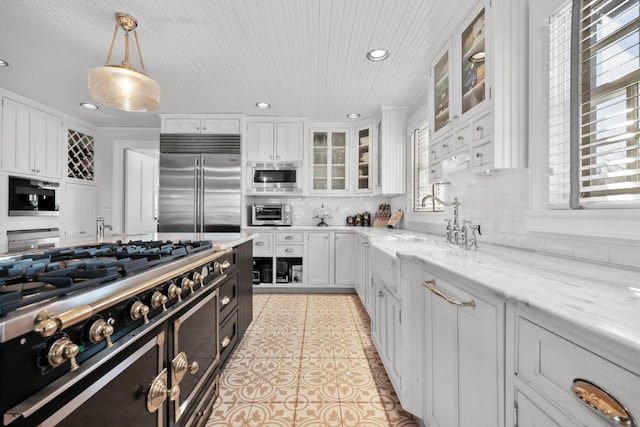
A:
[96, 217, 112, 243]
[422, 196, 462, 244]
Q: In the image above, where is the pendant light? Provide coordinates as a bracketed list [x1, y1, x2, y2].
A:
[88, 13, 160, 112]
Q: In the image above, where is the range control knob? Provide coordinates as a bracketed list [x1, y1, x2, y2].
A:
[214, 260, 231, 274]
[150, 290, 168, 311]
[88, 318, 114, 348]
[192, 272, 204, 288]
[130, 300, 150, 324]
[181, 277, 195, 294]
[48, 336, 80, 371]
[165, 281, 183, 302]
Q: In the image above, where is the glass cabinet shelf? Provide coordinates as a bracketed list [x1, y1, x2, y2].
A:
[312, 130, 348, 192]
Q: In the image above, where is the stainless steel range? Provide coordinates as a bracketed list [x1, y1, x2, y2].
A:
[0, 238, 252, 427]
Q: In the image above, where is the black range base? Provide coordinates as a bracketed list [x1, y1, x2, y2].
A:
[0, 239, 253, 427]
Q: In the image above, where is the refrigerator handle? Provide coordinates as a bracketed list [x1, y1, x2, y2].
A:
[200, 157, 205, 234]
[194, 157, 199, 234]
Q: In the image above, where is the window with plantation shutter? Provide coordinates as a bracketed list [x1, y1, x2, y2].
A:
[575, 0, 640, 206]
[547, 0, 640, 208]
[411, 121, 435, 211]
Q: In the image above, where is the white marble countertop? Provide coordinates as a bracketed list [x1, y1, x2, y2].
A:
[0, 232, 256, 259]
[362, 230, 640, 370]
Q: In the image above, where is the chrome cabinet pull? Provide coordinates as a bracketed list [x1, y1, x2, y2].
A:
[421, 279, 475, 308]
[221, 296, 231, 306]
[285, 248, 294, 253]
[571, 379, 635, 426]
[255, 241, 264, 246]
[284, 235, 294, 240]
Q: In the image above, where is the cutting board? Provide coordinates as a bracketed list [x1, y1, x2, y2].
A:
[387, 209, 403, 228]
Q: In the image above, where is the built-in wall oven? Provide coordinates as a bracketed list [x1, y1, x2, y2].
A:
[248, 162, 301, 193]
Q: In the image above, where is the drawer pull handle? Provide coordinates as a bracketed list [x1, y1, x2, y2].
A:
[256, 242, 264, 246]
[221, 296, 231, 306]
[221, 336, 231, 348]
[285, 248, 294, 253]
[285, 235, 294, 240]
[572, 379, 635, 426]
[422, 279, 475, 308]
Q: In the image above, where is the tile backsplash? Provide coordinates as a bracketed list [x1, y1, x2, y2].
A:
[395, 168, 640, 270]
[245, 196, 391, 227]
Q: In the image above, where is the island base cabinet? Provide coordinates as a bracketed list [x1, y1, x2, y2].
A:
[423, 274, 502, 427]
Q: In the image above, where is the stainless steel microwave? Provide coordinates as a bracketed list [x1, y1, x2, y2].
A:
[251, 204, 292, 226]
[249, 162, 301, 193]
[8, 176, 59, 216]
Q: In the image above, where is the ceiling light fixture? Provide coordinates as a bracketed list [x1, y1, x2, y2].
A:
[255, 102, 271, 109]
[367, 48, 389, 62]
[347, 113, 360, 119]
[88, 13, 160, 112]
[80, 102, 99, 110]
[0, 60, 8, 67]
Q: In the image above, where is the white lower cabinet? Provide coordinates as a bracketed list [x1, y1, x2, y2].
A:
[355, 236, 371, 310]
[507, 308, 640, 427]
[422, 272, 503, 427]
[306, 232, 330, 285]
[371, 274, 402, 390]
[333, 232, 356, 286]
[64, 183, 96, 237]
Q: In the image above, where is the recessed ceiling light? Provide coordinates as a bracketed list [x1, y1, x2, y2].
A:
[256, 102, 271, 109]
[0, 60, 9, 67]
[367, 48, 389, 62]
[347, 113, 360, 119]
[80, 102, 99, 110]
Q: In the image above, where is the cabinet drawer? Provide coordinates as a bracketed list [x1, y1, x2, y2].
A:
[517, 318, 640, 426]
[219, 276, 238, 322]
[440, 134, 455, 157]
[219, 309, 238, 364]
[275, 244, 303, 257]
[253, 233, 273, 255]
[471, 141, 493, 172]
[454, 125, 472, 151]
[276, 232, 303, 243]
[473, 113, 492, 141]
[429, 163, 443, 182]
[201, 118, 240, 134]
[429, 141, 442, 163]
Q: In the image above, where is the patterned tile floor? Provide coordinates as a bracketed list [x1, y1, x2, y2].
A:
[206, 294, 417, 427]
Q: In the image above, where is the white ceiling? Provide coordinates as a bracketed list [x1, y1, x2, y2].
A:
[0, 0, 434, 128]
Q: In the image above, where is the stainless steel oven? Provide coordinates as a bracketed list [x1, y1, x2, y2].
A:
[8, 176, 59, 216]
[249, 162, 301, 193]
[251, 203, 292, 226]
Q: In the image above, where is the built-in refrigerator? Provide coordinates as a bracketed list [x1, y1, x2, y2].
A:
[158, 134, 241, 232]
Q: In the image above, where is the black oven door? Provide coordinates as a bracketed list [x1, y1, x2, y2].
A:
[36, 330, 166, 427]
[170, 286, 220, 423]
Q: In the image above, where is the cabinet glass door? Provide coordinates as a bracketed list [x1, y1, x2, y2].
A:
[313, 132, 328, 190]
[331, 131, 346, 190]
[434, 51, 450, 132]
[357, 128, 370, 190]
[461, 8, 486, 114]
[312, 131, 347, 191]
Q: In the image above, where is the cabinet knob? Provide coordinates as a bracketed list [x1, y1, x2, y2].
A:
[202, 126, 207, 130]
[431, 150, 436, 156]
[196, 126, 200, 130]
[457, 136, 464, 141]
[276, 155, 280, 160]
[476, 152, 483, 158]
[378, 290, 384, 297]
[453, 115, 459, 119]
[476, 125, 483, 131]
[443, 144, 448, 148]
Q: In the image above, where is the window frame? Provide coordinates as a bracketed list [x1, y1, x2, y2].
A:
[528, 0, 640, 241]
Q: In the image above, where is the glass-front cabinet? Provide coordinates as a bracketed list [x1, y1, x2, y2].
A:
[355, 126, 372, 192]
[461, 7, 486, 115]
[311, 129, 348, 193]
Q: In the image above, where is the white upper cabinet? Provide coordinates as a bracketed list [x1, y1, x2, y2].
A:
[428, 0, 527, 174]
[245, 119, 304, 162]
[375, 107, 407, 195]
[309, 128, 350, 194]
[160, 114, 242, 134]
[354, 124, 374, 194]
[1, 97, 62, 179]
